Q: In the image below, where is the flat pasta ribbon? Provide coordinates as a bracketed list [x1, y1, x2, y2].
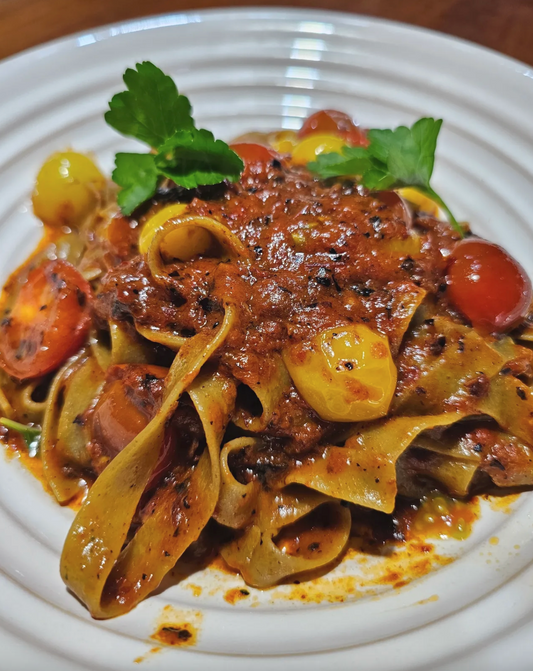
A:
[232, 354, 292, 432]
[60, 304, 235, 618]
[146, 214, 249, 282]
[214, 437, 262, 529]
[393, 317, 506, 415]
[99, 368, 236, 616]
[136, 214, 249, 350]
[396, 437, 480, 498]
[90, 321, 156, 370]
[221, 485, 351, 588]
[42, 351, 106, 503]
[479, 373, 533, 445]
[285, 413, 466, 514]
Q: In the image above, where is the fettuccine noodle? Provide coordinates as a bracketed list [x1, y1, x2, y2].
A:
[1, 115, 533, 619]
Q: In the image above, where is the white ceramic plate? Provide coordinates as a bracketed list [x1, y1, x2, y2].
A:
[2, 8, 533, 671]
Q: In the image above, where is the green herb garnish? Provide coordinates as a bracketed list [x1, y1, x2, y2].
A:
[1, 418, 41, 457]
[105, 61, 244, 215]
[308, 117, 462, 236]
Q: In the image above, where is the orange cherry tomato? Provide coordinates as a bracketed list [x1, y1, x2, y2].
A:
[90, 364, 173, 491]
[230, 142, 279, 178]
[446, 238, 532, 334]
[0, 260, 92, 380]
[298, 110, 369, 147]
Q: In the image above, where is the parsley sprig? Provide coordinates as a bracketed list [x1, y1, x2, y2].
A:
[308, 117, 462, 236]
[106, 62, 244, 215]
[1, 418, 41, 457]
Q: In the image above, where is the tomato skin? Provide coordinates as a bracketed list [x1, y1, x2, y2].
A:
[283, 324, 396, 423]
[446, 238, 532, 334]
[291, 134, 347, 166]
[298, 110, 369, 147]
[0, 260, 92, 380]
[89, 364, 172, 491]
[230, 143, 279, 178]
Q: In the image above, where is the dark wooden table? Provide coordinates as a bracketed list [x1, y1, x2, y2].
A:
[1, 0, 532, 65]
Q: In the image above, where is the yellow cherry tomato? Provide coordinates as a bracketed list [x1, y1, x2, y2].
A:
[291, 134, 347, 166]
[397, 187, 442, 218]
[268, 130, 299, 154]
[32, 152, 105, 227]
[283, 325, 397, 422]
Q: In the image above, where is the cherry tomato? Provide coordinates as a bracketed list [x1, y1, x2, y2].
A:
[298, 110, 369, 147]
[90, 365, 173, 491]
[291, 134, 347, 166]
[32, 151, 105, 227]
[446, 238, 532, 334]
[230, 142, 279, 177]
[0, 260, 92, 380]
[283, 324, 396, 422]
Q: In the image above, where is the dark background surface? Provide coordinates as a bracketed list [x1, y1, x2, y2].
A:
[1, 0, 533, 64]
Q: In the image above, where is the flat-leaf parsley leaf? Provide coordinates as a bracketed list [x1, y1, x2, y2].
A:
[156, 129, 244, 190]
[105, 61, 194, 149]
[106, 62, 243, 214]
[112, 153, 159, 215]
[308, 117, 462, 236]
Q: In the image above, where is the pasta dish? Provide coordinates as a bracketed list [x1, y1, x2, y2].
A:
[1, 62, 532, 618]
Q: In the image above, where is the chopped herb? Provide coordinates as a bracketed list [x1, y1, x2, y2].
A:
[106, 62, 243, 214]
[0, 418, 41, 457]
[308, 117, 462, 236]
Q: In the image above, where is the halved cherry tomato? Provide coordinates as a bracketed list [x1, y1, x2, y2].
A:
[0, 260, 92, 380]
[298, 110, 369, 147]
[230, 142, 279, 178]
[446, 238, 532, 334]
[89, 364, 173, 491]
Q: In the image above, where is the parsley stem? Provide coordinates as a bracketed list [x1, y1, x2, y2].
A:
[0, 418, 40, 435]
[419, 186, 464, 238]
[1, 417, 41, 457]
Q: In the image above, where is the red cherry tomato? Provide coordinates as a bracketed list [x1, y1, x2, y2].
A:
[0, 260, 92, 380]
[230, 142, 279, 178]
[446, 238, 532, 334]
[298, 110, 369, 147]
[90, 365, 173, 491]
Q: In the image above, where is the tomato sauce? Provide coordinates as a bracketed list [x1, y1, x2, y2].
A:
[97, 162, 460, 454]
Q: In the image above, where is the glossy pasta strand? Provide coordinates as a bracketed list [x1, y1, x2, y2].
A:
[60, 304, 235, 617]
